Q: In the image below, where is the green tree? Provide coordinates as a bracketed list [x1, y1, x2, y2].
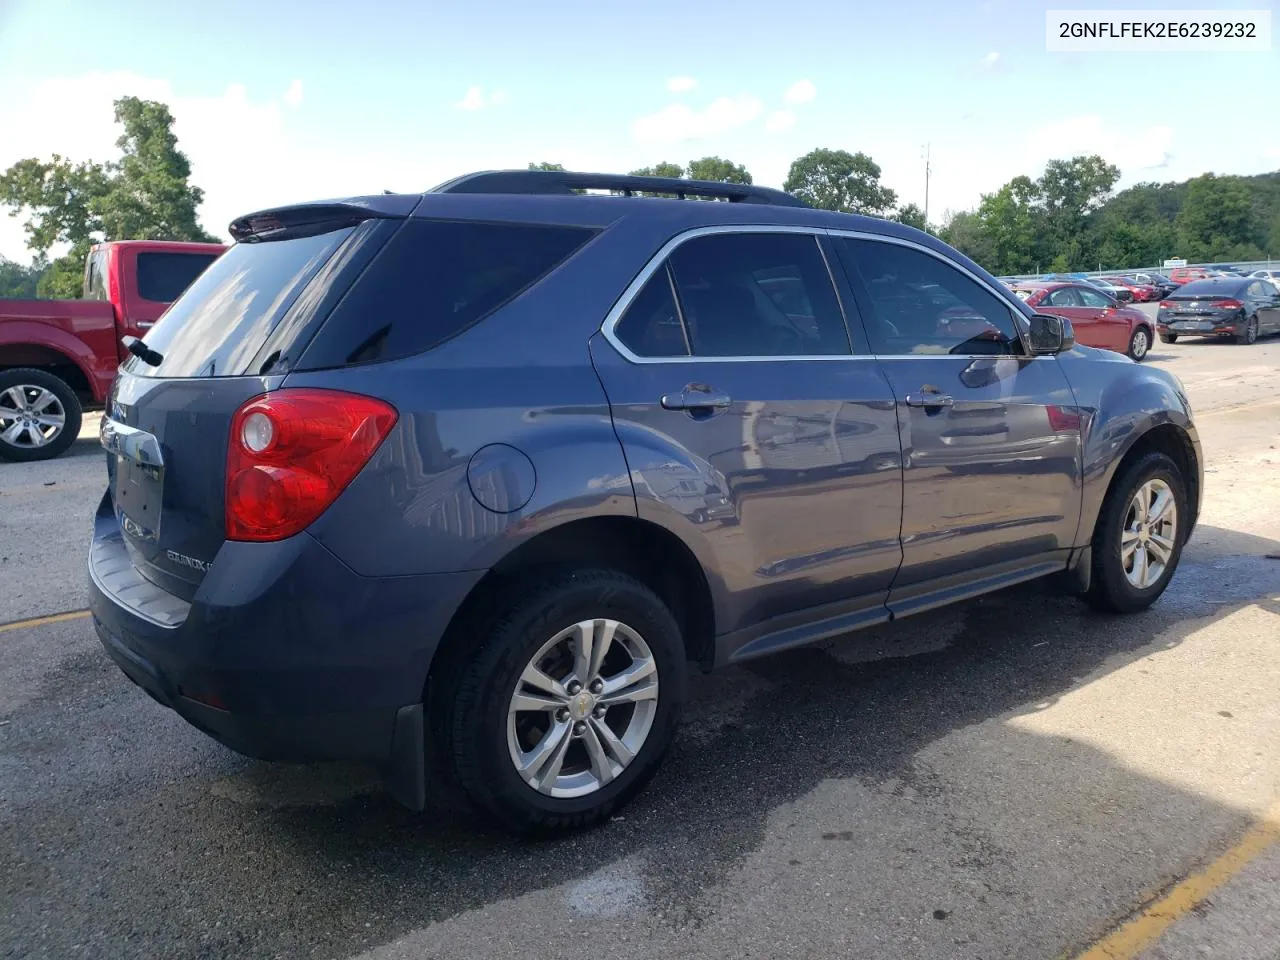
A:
[939, 210, 995, 268]
[0, 96, 215, 298]
[893, 203, 929, 231]
[686, 156, 752, 184]
[630, 162, 685, 179]
[783, 148, 897, 215]
[1037, 155, 1119, 269]
[973, 175, 1043, 274]
[0, 256, 46, 298]
[527, 161, 567, 171]
[1175, 174, 1265, 262]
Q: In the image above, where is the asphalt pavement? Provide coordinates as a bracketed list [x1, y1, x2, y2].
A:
[3, 315, 1279, 960]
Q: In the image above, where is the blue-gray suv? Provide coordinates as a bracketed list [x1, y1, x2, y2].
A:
[88, 170, 1202, 833]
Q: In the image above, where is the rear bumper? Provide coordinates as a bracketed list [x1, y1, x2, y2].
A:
[87, 491, 483, 808]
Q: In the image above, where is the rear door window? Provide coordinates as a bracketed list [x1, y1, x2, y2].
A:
[297, 219, 596, 369]
[613, 266, 690, 357]
[136, 252, 221, 302]
[666, 232, 851, 357]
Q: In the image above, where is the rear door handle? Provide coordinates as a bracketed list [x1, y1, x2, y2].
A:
[904, 392, 954, 408]
[661, 385, 732, 415]
[136, 321, 155, 329]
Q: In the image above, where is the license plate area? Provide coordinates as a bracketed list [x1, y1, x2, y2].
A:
[101, 417, 165, 545]
[1170, 321, 1214, 332]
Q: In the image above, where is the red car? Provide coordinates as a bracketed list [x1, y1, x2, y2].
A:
[1169, 266, 1209, 286]
[1010, 281, 1154, 361]
[1103, 276, 1158, 302]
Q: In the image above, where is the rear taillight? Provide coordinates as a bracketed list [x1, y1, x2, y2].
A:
[226, 388, 398, 542]
[1215, 299, 1243, 311]
[1158, 301, 1174, 309]
[1046, 405, 1082, 432]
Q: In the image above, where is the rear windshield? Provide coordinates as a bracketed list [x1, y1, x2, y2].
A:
[126, 226, 355, 378]
[294, 218, 597, 370]
[136, 252, 222, 303]
[1170, 278, 1248, 297]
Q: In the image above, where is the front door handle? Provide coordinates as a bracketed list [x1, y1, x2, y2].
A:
[905, 391, 954, 409]
[661, 384, 732, 416]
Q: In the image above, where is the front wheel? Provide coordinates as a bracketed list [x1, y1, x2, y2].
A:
[1083, 451, 1187, 614]
[1235, 315, 1259, 345]
[1127, 327, 1151, 361]
[0, 368, 83, 462]
[438, 569, 687, 834]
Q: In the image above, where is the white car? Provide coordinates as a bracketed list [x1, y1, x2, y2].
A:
[1250, 268, 1280, 286]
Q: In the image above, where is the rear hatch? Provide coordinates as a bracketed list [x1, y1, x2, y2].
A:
[101, 200, 412, 600]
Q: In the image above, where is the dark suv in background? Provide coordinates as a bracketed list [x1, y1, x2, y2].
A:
[89, 170, 1202, 833]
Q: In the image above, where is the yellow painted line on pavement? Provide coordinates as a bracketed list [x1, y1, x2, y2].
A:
[1076, 798, 1280, 960]
[0, 609, 90, 635]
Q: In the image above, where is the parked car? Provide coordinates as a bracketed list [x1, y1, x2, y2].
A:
[1133, 273, 1180, 297]
[1081, 276, 1134, 302]
[1102, 276, 1159, 302]
[0, 240, 226, 460]
[1168, 266, 1210, 286]
[1011, 281, 1154, 359]
[1249, 268, 1280, 286]
[1157, 276, 1280, 344]
[88, 169, 1202, 834]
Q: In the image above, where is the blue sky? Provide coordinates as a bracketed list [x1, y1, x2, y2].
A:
[1, 0, 1277, 260]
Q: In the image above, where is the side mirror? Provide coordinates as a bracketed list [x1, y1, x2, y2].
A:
[1029, 313, 1075, 354]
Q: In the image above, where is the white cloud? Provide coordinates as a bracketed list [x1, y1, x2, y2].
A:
[283, 79, 304, 109]
[1023, 114, 1174, 173]
[456, 86, 486, 110]
[454, 86, 507, 110]
[980, 51, 1000, 69]
[765, 110, 797, 133]
[631, 94, 765, 144]
[782, 80, 816, 105]
[666, 76, 697, 93]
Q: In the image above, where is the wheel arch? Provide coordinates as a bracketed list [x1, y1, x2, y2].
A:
[1086, 420, 1201, 547]
[0, 342, 95, 403]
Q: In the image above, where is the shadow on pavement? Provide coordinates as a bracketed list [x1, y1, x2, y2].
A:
[3, 528, 1280, 958]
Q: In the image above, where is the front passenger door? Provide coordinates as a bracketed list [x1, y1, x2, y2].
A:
[830, 235, 1083, 617]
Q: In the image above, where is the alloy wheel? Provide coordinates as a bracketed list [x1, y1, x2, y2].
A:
[1121, 478, 1178, 589]
[506, 618, 658, 798]
[0, 385, 66, 451]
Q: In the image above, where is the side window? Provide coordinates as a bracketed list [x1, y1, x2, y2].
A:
[1246, 281, 1264, 300]
[835, 238, 1021, 356]
[84, 251, 107, 300]
[1076, 287, 1111, 309]
[614, 266, 689, 357]
[136, 252, 221, 303]
[1045, 287, 1081, 307]
[668, 232, 851, 357]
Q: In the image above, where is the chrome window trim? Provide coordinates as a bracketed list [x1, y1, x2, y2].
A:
[598, 223, 1040, 363]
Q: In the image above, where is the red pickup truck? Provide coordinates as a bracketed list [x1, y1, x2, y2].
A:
[0, 240, 225, 461]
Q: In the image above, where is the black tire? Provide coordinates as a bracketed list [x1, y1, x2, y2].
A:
[1235, 315, 1258, 345]
[1083, 451, 1188, 614]
[1159, 333, 1178, 344]
[1127, 326, 1152, 361]
[436, 568, 687, 834]
[0, 368, 83, 462]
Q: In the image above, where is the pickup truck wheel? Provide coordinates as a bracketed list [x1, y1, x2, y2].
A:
[0, 368, 83, 462]
[1083, 451, 1187, 614]
[438, 568, 686, 835]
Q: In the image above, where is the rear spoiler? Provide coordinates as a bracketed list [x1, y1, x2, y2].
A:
[228, 195, 421, 242]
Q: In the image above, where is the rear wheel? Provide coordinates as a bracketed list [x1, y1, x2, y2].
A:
[1083, 451, 1187, 614]
[1235, 315, 1258, 345]
[1159, 333, 1178, 344]
[0, 368, 83, 462]
[1127, 326, 1151, 361]
[438, 568, 687, 834]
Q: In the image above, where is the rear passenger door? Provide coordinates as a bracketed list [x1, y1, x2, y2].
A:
[589, 228, 905, 641]
[829, 234, 1082, 617]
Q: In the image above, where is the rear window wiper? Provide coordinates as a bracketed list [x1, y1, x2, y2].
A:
[122, 335, 164, 367]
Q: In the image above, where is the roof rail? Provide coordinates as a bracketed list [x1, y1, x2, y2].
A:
[429, 169, 810, 207]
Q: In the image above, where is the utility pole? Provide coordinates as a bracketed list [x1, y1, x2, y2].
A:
[922, 143, 932, 224]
